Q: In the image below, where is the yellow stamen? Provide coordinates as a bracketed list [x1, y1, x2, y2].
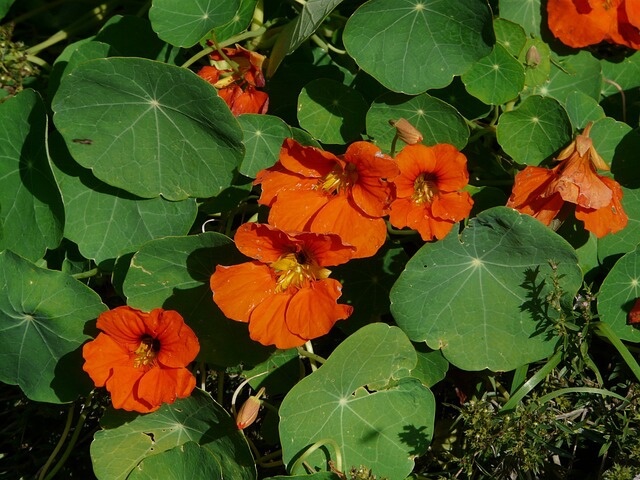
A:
[317, 163, 358, 195]
[133, 335, 159, 368]
[412, 173, 438, 204]
[270, 252, 330, 292]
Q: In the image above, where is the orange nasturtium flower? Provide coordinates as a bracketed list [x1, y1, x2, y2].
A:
[210, 222, 355, 349]
[388, 143, 474, 241]
[82, 306, 200, 413]
[197, 44, 269, 115]
[507, 123, 627, 238]
[547, 0, 640, 49]
[254, 139, 400, 259]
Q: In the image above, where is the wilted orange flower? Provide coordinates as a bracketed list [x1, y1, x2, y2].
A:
[197, 44, 269, 115]
[507, 123, 627, 238]
[388, 143, 473, 241]
[255, 139, 400, 259]
[210, 223, 354, 349]
[82, 306, 199, 413]
[547, 0, 640, 49]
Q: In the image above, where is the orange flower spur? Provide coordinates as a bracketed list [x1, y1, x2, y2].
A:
[82, 306, 200, 413]
[507, 123, 627, 238]
[254, 138, 400, 259]
[388, 143, 473, 241]
[197, 44, 269, 115]
[210, 222, 355, 349]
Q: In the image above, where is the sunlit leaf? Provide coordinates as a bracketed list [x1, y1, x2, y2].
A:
[91, 389, 255, 480]
[128, 442, 223, 479]
[499, 0, 543, 37]
[52, 57, 244, 200]
[0, 250, 107, 403]
[149, 0, 240, 47]
[280, 323, 435, 479]
[390, 207, 583, 371]
[493, 18, 527, 57]
[288, 0, 345, 53]
[564, 91, 605, 130]
[343, 0, 492, 94]
[238, 114, 292, 178]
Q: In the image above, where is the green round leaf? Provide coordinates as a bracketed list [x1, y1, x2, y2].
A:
[128, 442, 223, 479]
[91, 389, 255, 480]
[212, 0, 257, 42]
[598, 246, 640, 342]
[493, 18, 527, 57]
[600, 51, 640, 122]
[298, 78, 368, 144]
[149, 0, 241, 47]
[0, 250, 107, 403]
[279, 323, 435, 479]
[411, 343, 449, 388]
[462, 44, 525, 105]
[367, 92, 468, 152]
[123, 233, 272, 366]
[52, 57, 244, 200]
[499, 0, 543, 37]
[390, 207, 583, 372]
[48, 133, 197, 267]
[343, 0, 492, 94]
[0, 90, 63, 261]
[238, 114, 293, 178]
[518, 38, 551, 89]
[564, 91, 605, 130]
[536, 51, 602, 102]
[496, 95, 572, 165]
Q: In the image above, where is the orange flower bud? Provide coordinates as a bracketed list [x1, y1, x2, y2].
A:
[389, 118, 423, 145]
[236, 387, 265, 430]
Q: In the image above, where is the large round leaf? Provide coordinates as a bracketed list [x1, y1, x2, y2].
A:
[461, 44, 525, 105]
[91, 389, 255, 480]
[52, 57, 244, 200]
[238, 114, 293, 178]
[366, 92, 468, 153]
[279, 323, 435, 479]
[390, 207, 583, 372]
[343, 0, 492, 94]
[0, 89, 63, 261]
[0, 250, 107, 403]
[123, 233, 272, 366]
[496, 95, 572, 165]
[48, 133, 197, 266]
[149, 0, 240, 47]
[597, 246, 640, 343]
[127, 442, 223, 479]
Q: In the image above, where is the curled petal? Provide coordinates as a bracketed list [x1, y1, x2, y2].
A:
[507, 166, 557, 209]
[211, 262, 276, 322]
[286, 279, 352, 340]
[575, 176, 628, 237]
[234, 223, 302, 263]
[248, 293, 306, 349]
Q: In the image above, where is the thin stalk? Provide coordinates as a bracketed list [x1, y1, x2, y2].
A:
[501, 350, 562, 412]
[298, 341, 325, 370]
[43, 392, 95, 480]
[290, 438, 343, 475]
[37, 404, 75, 480]
[72, 268, 99, 280]
[595, 322, 640, 383]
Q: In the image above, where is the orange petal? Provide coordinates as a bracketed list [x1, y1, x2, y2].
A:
[556, 154, 613, 209]
[229, 86, 269, 115]
[351, 177, 395, 217]
[268, 189, 330, 231]
[248, 293, 307, 349]
[295, 231, 355, 266]
[82, 333, 131, 387]
[517, 192, 566, 226]
[395, 145, 437, 197]
[197, 66, 220, 84]
[575, 176, 628, 237]
[234, 223, 300, 263]
[105, 365, 155, 412]
[96, 306, 148, 349]
[507, 166, 557, 209]
[430, 144, 470, 192]
[254, 164, 315, 207]
[147, 310, 200, 368]
[136, 367, 196, 408]
[286, 279, 352, 340]
[547, 0, 615, 47]
[310, 196, 388, 258]
[210, 262, 276, 322]
[389, 198, 419, 231]
[278, 138, 337, 178]
[431, 191, 474, 222]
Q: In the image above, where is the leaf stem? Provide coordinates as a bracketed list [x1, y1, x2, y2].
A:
[71, 268, 99, 280]
[290, 438, 343, 475]
[37, 403, 75, 480]
[298, 341, 325, 370]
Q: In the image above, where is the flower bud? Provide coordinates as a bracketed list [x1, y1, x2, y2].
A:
[389, 118, 423, 145]
[525, 45, 541, 68]
[236, 387, 265, 430]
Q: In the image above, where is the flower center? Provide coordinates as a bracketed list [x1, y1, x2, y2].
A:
[412, 173, 438, 204]
[270, 251, 331, 292]
[133, 335, 160, 368]
[318, 163, 358, 195]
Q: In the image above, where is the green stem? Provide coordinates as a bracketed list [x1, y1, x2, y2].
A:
[43, 392, 95, 480]
[501, 350, 562, 412]
[181, 46, 215, 69]
[38, 404, 75, 480]
[72, 267, 99, 280]
[290, 438, 343, 475]
[297, 342, 326, 367]
[594, 322, 640, 383]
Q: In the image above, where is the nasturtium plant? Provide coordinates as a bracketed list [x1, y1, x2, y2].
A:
[3, 0, 640, 478]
